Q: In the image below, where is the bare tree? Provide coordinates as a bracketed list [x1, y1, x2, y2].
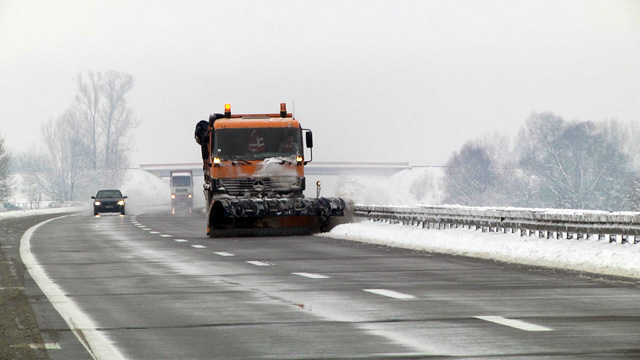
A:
[442, 141, 498, 206]
[0, 134, 11, 203]
[73, 70, 138, 190]
[101, 71, 136, 170]
[517, 112, 630, 210]
[74, 71, 103, 170]
[35, 111, 91, 201]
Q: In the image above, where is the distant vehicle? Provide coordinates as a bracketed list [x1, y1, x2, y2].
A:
[91, 189, 127, 216]
[170, 170, 193, 208]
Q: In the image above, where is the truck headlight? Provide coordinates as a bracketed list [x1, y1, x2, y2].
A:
[171, 194, 176, 199]
[94, 201, 101, 206]
[117, 200, 125, 206]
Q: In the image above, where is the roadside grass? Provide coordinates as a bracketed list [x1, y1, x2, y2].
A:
[0, 218, 51, 360]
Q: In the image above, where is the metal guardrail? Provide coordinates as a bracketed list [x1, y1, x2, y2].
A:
[354, 204, 640, 245]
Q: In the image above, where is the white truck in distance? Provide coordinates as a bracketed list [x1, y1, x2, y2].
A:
[170, 170, 193, 208]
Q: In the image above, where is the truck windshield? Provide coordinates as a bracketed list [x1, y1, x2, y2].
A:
[215, 128, 302, 160]
[172, 176, 191, 186]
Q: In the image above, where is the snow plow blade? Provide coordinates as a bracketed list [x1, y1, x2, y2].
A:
[207, 197, 345, 237]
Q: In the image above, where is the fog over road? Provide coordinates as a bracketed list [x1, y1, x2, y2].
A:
[19, 207, 640, 359]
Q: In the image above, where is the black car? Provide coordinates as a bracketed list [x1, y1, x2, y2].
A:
[91, 189, 127, 216]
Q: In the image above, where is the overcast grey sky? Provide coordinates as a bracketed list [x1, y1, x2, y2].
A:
[1, 0, 639, 167]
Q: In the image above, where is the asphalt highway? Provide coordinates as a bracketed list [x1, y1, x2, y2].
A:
[20, 206, 640, 359]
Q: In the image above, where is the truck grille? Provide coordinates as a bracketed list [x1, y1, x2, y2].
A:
[219, 177, 298, 195]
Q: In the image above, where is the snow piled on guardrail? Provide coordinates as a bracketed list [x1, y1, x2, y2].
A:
[322, 220, 640, 279]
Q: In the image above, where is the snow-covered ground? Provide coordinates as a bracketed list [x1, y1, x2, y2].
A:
[322, 220, 640, 279]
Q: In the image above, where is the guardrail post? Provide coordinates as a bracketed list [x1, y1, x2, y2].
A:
[609, 234, 618, 244]
[622, 235, 629, 244]
[635, 236, 640, 245]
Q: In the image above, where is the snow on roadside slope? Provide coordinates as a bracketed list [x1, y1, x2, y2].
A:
[0, 206, 88, 221]
[321, 221, 640, 279]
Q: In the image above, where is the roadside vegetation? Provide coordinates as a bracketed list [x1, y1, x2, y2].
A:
[0, 216, 57, 360]
[12, 71, 138, 203]
[442, 113, 640, 211]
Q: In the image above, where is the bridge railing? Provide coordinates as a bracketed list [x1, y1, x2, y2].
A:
[354, 204, 640, 245]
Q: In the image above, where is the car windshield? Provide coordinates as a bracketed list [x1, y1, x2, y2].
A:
[172, 176, 191, 186]
[215, 128, 302, 160]
[96, 190, 123, 198]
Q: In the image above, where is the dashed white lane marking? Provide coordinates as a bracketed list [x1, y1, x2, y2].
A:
[293, 272, 330, 279]
[214, 252, 235, 257]
[191, 245, 207, 249]
[30, 342, 62, 350]
[474, 316, 553, 332]
[20, 216, 126, 360]
[364, 289, 415, 300]
[149, 231, 159, 234]
[174, 239, 188, 243]
[160, 234, 172, 238]
[142, 228, 151, 231]
[246, 261, 272, 266]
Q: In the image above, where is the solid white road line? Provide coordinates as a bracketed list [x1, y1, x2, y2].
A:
[293, 272, 330, 279]
[191, 245, 207, 249]
[474, 316, 553, 332]
[174, 239, 188, 243]
[363, 289, 415, 300]
[20, 216, 126, 360]
[246, 261, 272, 266]
[214, 252, 235, 257]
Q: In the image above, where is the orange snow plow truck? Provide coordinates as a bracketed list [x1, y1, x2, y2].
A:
[194, 103, 345, 237]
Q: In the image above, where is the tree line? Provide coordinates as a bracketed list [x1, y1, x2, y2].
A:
[442, 112, 640, 211]
[10, 71, 138, 202]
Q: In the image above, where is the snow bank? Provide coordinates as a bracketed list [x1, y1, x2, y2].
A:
[0, 206, 88, 221]
[322, 221, 640, 279]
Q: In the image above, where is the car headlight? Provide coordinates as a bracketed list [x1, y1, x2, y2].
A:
[94, 201, 101, 206]
[117, 200, 125, 206]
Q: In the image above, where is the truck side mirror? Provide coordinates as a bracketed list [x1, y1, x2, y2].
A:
[91, 196, 95, 199]
[306, 131, 313, 148]
[123, 196, 128, 199]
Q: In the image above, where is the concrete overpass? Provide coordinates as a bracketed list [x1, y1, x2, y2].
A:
[139, 162, 412, 178]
